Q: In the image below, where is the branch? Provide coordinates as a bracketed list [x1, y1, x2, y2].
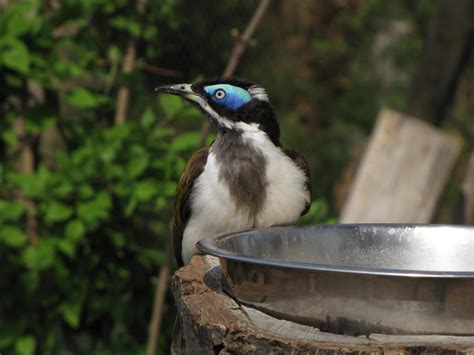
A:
[222, 0, 271, 77]
[198, 0, 271, 147]
[114, 41, 136, 125]
[99, 59, 183, 78]
[141, 62, 183, 78]
[146, 244, 172, 355]
[114, 0, 147, 125]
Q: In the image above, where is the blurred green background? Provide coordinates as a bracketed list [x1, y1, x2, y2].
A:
[1, 0, 473, 354]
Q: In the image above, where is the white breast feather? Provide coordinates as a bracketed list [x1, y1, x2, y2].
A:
[181, 123, 310, 264]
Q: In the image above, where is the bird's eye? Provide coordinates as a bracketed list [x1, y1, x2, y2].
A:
[214, 89, 226, 100]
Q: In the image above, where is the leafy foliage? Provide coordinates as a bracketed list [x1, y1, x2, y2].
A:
[0, 1, 193, 353]
[0, 118, 192, 354]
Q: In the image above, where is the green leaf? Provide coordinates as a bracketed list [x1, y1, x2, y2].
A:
[110, 232, 126, 247]
[155, 196, 166, 210]
[138, 248, 164, 267]
[124, 197, 137, 217]
[134, 180, 157, 201]
[65, 87, 107, 109]
[143, 26, 158, 40]
[57, 238, 76, 258]
[0, 226, 28, 248]
[104, 124, 131, 144]
[78, 184, 94, 199]
[2, 127, 18, 146]
[109, 15, 127, 30]
[5, 72, 23, 87]
[150, 127, 175, 141]
[311, 199, 328, 221]
[0, 325, 19, 347]
[126, 154, 149, 179]
[107, 45, 121, 62]
[4, 3, 35, 37]
[0, 37, 30, 74]
[140, 106, 155, 128]
[109, 16, 141, 36]
[44, 201, 73, 224]
[53, 180, 74, 198]
[25, 114, 56, 134]
[128, 21, 140, 37]
[78, 191, 112, 223]
[300, 199, 331, 224]
[60, 302, 82, 328]
[65, 220, 85, 242]
[159, 94, 183, 117]
[181, 105, 202, 119]
[170, 132, 200, 152]
[161, 181, 177, 197]
[10, 165, 51, 198]
[15, 335, 36, 355]
[0, 199, 25, 222]
[325, 218, 338, 224]
[22, 242, 56, 270]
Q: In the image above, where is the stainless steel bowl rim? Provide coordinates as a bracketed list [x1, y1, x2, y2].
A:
[197, 224, 474, 278]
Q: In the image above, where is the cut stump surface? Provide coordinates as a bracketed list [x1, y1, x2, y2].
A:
[172, 255, 474, 354]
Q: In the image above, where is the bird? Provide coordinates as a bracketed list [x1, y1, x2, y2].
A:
[156, 77, 312, 267]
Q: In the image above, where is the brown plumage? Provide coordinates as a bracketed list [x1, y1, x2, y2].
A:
[171, 148, 209, 266]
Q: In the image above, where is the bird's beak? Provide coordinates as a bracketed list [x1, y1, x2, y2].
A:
[155, 83, 202, 103]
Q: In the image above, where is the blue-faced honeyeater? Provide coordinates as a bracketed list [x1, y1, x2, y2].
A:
[156, 78, 311, 266]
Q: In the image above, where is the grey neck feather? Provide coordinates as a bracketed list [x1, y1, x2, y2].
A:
[211, 131, 267, 220]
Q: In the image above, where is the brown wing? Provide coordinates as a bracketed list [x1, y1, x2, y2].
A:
[171, 148, 209, 267]
[282, 147, 312, 216]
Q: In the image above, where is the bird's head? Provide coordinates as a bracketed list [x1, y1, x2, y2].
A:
[156, 77, 280, 144]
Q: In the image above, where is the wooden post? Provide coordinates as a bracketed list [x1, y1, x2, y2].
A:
[341, 109, 461, 223]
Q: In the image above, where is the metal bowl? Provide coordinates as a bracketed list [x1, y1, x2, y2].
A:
[197, 224, 474, 335]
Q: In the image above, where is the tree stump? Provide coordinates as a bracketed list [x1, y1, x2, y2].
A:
[171, 255, 474, 354]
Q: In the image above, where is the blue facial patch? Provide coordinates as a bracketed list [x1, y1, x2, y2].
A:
[204, 84, 252, 110]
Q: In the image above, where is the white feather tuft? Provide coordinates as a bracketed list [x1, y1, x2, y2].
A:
[248, 85, 269, 102]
